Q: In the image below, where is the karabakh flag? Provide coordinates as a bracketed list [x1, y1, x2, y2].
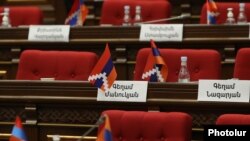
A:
[142, 39, 168, 82]
[65, 0, 89, 26]
[9, 116, 27, 141]
[88, 44, 117, 92]
[207, 0, 218, 24]
[96, 115, 113, 141]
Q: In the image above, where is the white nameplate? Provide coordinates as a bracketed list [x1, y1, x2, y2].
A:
[28, 25, 70, 42]
[97, 81, 148, 102]
[198, 80, 250, 103]
[139, 24, 183, 41]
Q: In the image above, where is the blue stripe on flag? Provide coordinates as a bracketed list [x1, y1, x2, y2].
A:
[208, 13, 216, 24]
[152, 48, 160, 56]
[104, 130, 113, 141]
[69, 14, 78, 25]
[93, 57, 114, 89]
[101, 58, 114, 76]
[12, 126, 27, 140]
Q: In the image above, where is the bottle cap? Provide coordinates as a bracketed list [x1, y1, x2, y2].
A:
[4, 7, 9, 12]
[181, 56, 187, 62]
[239, 3, 245, 11]
[227, 8, 234, 18]
[239, 3, 245, 8]
[136, 5, 141, 10]
[3, 7, 9, 15]
[124, 5, 130, 10]
[135, 5, 141, 14]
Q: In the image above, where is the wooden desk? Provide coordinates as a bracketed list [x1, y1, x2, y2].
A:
[0, 25, 249, 80]
[0, 80, 249, 141]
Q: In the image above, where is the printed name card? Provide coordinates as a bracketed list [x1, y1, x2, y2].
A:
[139, 24, 183, 41]
[97, 81, 148, 102]
[28, 25, 70, 42]
[198, 80, 250, 103]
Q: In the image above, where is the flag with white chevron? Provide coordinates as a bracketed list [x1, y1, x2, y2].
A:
[142, 39, 168, 82]
[88, 44, 117, 92]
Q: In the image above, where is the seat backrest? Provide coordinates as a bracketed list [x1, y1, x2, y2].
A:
[216, 114, 250, 125]
[100, 0, 171, 25]
[16, 50, 98, 80]
[100, 110, 192, 141]
[233, 48, 250, 80]
[134, 48, 221, 81]
[200, 2, 250, 24]
[0, 6, 43, 26]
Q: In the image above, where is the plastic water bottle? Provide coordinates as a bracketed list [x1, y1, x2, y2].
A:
[237, 3, 247, 24]
[1, 7, 11, 27]
[178, 56, 190, 83]
[122, 5, 131, 26]
[134, 5, 142, 26]
[225, 8, 236, 24]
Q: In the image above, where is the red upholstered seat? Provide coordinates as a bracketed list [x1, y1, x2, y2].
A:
[0, 6, 43, 27]
[200, 2, 250, 24]
[216, 114, 250, 125]
[100, 0, 172, 25]
[99, 110, 192, 141]
[233, 48, 250, 80]
[134, 48, 221, 81]
[16, 50, 98, 80]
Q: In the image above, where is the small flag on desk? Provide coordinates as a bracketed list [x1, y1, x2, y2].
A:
[207, 0, 219, 24]
[65, 0, 89, 26]
[88, 44, 117, 92]
[142, 39, 168, 82]
[9, 116, 28, 141]
[96, 115, 113, 141]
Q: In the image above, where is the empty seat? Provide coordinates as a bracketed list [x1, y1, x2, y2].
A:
[233, 48, 250, 80]
[134, 48, 221, 81]
[16, 50, 98, 80]
[100, 0, 172, 25]
[98, 110, 192, 141]
[0, 6, 43, 26]
[216, 114, 250, 125]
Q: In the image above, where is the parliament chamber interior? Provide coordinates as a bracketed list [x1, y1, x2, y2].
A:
[0, 0, 250, 141]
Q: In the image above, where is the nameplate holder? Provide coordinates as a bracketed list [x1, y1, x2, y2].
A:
[40, 77, 55, 81]
[139, 24, 183, 41]
[97, 81, 148, 102]
[28, 25, 70, 42]
[198, 80, 250, 103]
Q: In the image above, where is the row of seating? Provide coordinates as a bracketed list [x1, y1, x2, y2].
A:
[1, 2, 250, 26]
[16, 48, 250, 81]
[101, 1, 250, 25]
[98, 110, 250, 141]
